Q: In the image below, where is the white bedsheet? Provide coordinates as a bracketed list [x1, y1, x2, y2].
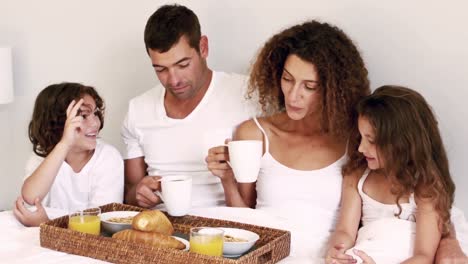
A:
[2, 206, 467, 263]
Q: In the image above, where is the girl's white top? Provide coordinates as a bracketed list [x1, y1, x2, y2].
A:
[358, 169, 417, 226]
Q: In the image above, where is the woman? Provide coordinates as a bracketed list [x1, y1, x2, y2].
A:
[207, 20, 369, 259]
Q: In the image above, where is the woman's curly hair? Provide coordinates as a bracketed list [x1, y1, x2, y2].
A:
[345, 85, 455, 236]
[248, 20, 370, 138]
[28, 82, 105, 157]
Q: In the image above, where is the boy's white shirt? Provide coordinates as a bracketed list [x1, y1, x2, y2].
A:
[24, 140, 124, 218]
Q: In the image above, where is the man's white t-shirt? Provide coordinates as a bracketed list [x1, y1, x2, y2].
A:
[24, 140, 124, 213]
[121, 71, 258, 207]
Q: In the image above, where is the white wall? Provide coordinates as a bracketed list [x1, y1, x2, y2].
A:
[1, 0, 467, 213]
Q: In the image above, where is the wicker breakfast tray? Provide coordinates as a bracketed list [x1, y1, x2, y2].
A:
[40, 203, 291, 264]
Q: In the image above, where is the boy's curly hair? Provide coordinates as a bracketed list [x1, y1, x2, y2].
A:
[28, 82, 104, 157]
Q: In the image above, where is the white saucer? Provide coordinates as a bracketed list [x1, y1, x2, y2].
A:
[223, 253, 242, 258]
[172, 236, 190, 251]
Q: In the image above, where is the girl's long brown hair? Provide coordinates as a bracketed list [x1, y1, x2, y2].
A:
[248, 20, 370, 138]
[344, 85, 455, 235]
[28, 82, 104, 157]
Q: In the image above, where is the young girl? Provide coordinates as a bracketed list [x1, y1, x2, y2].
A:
[326, 85, 455, 263]
[13, 82, 124, 227]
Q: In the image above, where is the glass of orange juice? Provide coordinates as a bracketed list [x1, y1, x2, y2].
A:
[189, 227, 224, 257]
[68, 207, 101, 235]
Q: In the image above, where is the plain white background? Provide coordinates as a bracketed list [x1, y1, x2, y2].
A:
[0, 0, 467, 214]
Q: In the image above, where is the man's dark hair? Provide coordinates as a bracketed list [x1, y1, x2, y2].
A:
[144, 4, 201, 53]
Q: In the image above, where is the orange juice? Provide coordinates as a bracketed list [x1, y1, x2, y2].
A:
[68, 215, 101, 235]
[190, 235, 223, 256]
[189, 227, 224, 256]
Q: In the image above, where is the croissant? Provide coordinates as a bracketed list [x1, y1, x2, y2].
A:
[132, 210, 174, 235]
[112, 229, 185, 250]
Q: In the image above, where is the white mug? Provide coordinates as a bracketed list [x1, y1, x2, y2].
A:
[155, 175, 192, 216]
[228, 140, 263, 183]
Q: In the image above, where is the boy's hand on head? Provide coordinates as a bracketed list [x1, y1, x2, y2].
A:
[13, 196, 49, 227]
[60, 99, 85, 149]
[326, 243, 357, 264]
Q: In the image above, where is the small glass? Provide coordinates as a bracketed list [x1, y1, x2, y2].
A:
[189, 227, 224, 257]
[68, 207, 101, 235]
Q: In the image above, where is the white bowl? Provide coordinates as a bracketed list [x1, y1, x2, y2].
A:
[100, 211, 139, 235]
[221, 227, 260, 257]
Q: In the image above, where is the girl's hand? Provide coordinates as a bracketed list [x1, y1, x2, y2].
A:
[206, 139, 235, 182]
[326, 243, 356, 264]
[60, 99, 84, 149]
[13, 196, 49, 227]
[353, 249, 376, 264]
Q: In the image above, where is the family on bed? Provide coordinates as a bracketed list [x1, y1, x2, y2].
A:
[12, 4, 468, 263]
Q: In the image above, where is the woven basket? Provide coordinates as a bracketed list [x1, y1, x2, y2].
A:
[40, 203, 291, 263]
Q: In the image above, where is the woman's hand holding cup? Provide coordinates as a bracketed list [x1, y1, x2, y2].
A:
[206, 139, 235, 182]
[226, 140, 262, 183]
[206, 138, 263, 184]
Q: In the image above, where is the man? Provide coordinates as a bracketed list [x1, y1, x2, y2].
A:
[121, 4, 257, 209]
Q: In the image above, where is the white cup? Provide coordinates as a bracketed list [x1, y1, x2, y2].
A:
[155, 175, 192, 216]
[228, 140, 263, 183]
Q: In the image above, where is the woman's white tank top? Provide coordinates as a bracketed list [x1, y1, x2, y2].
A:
[253, 117, 346, 232]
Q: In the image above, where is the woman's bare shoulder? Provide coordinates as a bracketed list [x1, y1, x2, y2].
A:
[234, 115, 278, 140]
[343, 167, 367, 187]
[234, 118, 263, 141]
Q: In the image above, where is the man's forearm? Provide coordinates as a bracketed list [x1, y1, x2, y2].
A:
[124, 183, 138, 205]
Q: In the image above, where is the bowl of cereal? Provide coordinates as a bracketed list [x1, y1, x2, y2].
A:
[220, 227, 260, 257]
[100, 211, 139, 235]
